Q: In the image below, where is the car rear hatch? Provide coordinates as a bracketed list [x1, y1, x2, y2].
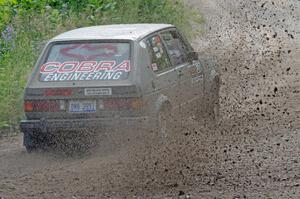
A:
[24, 40, 144, 120]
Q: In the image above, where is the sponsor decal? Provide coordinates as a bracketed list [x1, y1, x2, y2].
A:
[155, 52, 162, 58]
[188, 61, 203, 76]
[189, 61, 204, 83]
[151, 63, 158, 71]
[40, 60, 130, 81]
[193, 60, 203, 73]
[84, 88, 112, 96]
[139, 41, 146, 49]
[153, 47, 159, 53]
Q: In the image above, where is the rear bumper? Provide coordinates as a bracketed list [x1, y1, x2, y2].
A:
[20, 116, 149, 133]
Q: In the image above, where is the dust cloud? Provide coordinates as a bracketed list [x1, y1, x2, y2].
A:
[0, 0, 299, 198]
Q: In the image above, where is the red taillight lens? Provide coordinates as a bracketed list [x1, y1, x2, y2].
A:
[104, 99, 127, 110]
[103, 98, 143, 110]
[130, 98, 144, 109]
[24, 101, 59, 112]
[24, 101, 33, 112]
[45, 88, 72, 97]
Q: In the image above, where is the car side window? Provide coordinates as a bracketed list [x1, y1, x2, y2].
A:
[177, 31, 195, 54]
[146, 35, 172, 73]
[160, 30, 189, 66]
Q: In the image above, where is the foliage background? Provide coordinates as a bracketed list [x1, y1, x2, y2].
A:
[0, 0, 201, 132]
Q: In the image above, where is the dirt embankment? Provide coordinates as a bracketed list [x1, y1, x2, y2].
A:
[0, 0, 299, 198]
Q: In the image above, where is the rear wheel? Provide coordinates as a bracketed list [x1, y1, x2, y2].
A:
[47, 130, 100, 155]
[23, 132, 39, 153]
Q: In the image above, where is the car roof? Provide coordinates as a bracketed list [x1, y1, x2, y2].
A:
[51, 24, 175, 42]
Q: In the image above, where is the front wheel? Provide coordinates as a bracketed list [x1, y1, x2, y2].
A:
[207, 77, 220, 123]
[156, 104, 173, 144]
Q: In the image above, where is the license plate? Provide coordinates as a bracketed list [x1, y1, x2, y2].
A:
[69, 100, 96, 113]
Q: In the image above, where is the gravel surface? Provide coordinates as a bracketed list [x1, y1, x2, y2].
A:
[0, 0, 299, 198]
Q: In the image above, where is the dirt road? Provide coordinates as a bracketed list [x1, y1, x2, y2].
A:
[0, 0, 299, 198]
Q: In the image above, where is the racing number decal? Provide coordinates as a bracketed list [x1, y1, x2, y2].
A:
[188, 61, 203, 83]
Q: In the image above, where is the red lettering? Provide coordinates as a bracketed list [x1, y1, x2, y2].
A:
[113, 60, 130, 72]
[95, 61, 116, 72]
[77, 61, 97, 72]
[40, 60, 131, 75]
[57, 61, 79, 73]
[40, 62, 60, 73]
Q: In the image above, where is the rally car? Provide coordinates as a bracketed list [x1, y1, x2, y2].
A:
[20, 24, 219, 152]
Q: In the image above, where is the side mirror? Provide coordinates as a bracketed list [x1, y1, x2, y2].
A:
[188, 51, 199, 61]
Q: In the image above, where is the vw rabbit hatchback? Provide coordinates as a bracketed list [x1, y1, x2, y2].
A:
[20, 24, 219, 152]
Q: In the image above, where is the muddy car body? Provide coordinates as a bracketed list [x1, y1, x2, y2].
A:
[20, 24, 219, 152]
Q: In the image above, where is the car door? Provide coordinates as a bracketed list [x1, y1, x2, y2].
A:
[144, 34, 179, 112]
[177, 30, 205, 103]
[159, 29, 203, 113]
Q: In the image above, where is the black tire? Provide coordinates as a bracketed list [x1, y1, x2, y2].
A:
[25, 145, 38, 153]
[207, 77, 220, 122]
[23, 132, 39, 153]
[47, 130, 100, 156]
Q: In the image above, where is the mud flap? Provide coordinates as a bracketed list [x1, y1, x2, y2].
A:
[23, 131, 38, 152]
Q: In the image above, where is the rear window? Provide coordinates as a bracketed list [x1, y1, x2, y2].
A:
[39, 42, 131, 82]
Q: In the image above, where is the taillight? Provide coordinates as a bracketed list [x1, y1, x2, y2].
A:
[24, 101, 33, 112]
[130, 98, 143, 109]
[103, 98, 143, 110]
[24, 100, 60, 112]
[104, 99, 128, 110]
